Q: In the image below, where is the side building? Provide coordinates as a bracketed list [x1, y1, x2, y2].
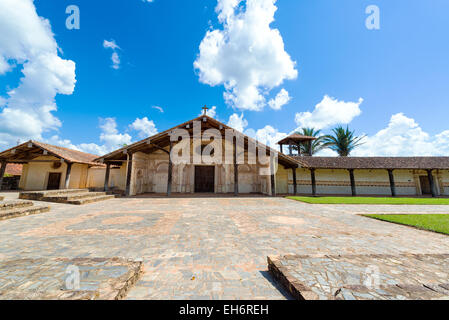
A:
[0, 141, 105, 191]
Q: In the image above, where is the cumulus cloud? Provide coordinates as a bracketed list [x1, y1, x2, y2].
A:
[129, 117, 158, 138]
[0, 0, 76, 148]
[227, 112, 286, 148]
[194, 0, 297, 111]
[227, 113, 248, 132]
[199, 106, 217, 118]
[268, 88, 291, 110]
[46, 117, 157, 156]
[103, 39, 121, 69]
[353, 113, 449, 156]
[245, 125, 287, 148]
[295, 95, 363, 130]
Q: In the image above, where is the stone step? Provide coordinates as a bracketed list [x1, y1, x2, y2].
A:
[65, 194, 115, 205]
[0, 205, 50, 221]
[0, 200, 34, 211]
[41, 192, 108, 203]
[19, 189, 89, 200]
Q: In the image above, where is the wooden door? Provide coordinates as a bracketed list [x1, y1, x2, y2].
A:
[47, 173, 61, 190]
[419, 176, 431, 194]
[194, 166, 215, 193]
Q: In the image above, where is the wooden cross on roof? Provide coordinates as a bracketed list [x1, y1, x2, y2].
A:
[202, 105, 209, 115]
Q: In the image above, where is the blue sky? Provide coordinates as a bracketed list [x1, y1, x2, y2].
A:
[1, 0, 449, 156]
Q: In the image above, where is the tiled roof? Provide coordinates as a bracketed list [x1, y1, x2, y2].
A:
[31, 141, 100, 165]
[295, 156, 449, 170]
[0, 140, 100, 165]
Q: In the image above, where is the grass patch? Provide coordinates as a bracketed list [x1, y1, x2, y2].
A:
[287, 196, 449, 205]
[363, 214, 449, 235]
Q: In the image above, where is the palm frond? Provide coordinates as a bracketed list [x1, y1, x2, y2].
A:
[323, 126, 365, 156]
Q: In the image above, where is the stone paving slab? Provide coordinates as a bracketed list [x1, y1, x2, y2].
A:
[0, 257, 142, 300]
[0, 193, 449, 299]
[268, 254, 449, 300]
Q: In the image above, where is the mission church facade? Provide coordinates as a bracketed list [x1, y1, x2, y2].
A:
[1, 115, 449, 197]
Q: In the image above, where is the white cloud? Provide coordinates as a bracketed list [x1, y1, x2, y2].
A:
[199, 106, 217, 118]
[103, 39, 121, 69]
[99, 117, 133, 149]
[227, 113, 248, 132]
[0, 0, 76, 148]
[295, 95, 363, 130]
[194, 0, 297, 111]
[103, 40, 120, 50]
[152, 105, 164, 113]
[227, 112, 286, 148]
[46, 118, 135, 156]
[353, 113, 449, 156]
[129, 117, 158, 138]
[245, 125, 287, 148]
[268, 88, 291, 110]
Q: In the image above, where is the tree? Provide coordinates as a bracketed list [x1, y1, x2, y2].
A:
[323, 126, 365, 156]
[294, 128, 329, 156]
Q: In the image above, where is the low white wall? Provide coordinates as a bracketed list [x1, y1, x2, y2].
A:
[285, 168, 447, 196]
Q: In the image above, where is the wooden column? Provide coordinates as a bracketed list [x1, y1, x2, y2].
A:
[167, 141, 173, 196]
[388, 169, 396, 197]
[310, 168, 316, 196]
[270, 154, 276, 197]
[292, 167, 297, 195]
[125, 153, 133, 197]
[289, 144, 293, 156]
[64, 162, 73, 189]
[427, 169, 437, 198]
[349, 169, 356, 196]
[0, 161, 6, 191]
[308, 141, 313, 156]
[297, 143, 301, 156]
[104, 163, 111, 192]
[280, 144, 284, 154]
[233, 138, 239, 196]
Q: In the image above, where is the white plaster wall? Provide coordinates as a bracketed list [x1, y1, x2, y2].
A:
[19, 156, 89, 191]
[287, 168, 419, 196]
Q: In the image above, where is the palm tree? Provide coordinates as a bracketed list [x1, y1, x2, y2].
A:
[323, 126, 365, 156]
[294, 128, 329, 156]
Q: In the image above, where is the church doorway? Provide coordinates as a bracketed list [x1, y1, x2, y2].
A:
[194, 166, 215, 193]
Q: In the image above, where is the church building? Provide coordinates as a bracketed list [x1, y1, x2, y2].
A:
[1, 115, 449, 198]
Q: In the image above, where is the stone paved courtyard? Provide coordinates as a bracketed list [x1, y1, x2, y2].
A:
[0, 191, 448, 299]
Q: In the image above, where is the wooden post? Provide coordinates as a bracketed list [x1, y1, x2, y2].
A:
[349, 169, 356, 196]
[388, 169, 396, 197]
[292, 167, 297, 195]
[0, 161, 6, 191]
[289, 144, 293, 156]
[234, 137, 239, 196]
[270, 154, 276, 197]
[167, 141, 173, 196]
[297, 143, 301, 156]
[104, 163, 111, 192]
[310, 168, 316, 196]
[125, 153, 133, 197]
[308, 141, 313, 156]
[64, 162, 73, 189]
[427, 169, 437, 198]
[280, 144, 284, 154]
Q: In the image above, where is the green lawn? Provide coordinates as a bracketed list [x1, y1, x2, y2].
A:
[363, 214, 449, 235]
[286, 196, 449, 205]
